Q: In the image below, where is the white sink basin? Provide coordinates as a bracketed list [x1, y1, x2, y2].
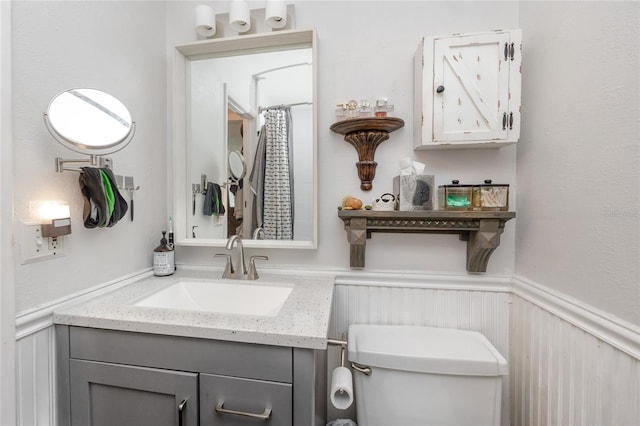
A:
[133, 279, 293, 317]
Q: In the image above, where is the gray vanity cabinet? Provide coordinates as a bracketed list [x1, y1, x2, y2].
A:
[70, 359, 198, 426]
[56, 325, 326, 426]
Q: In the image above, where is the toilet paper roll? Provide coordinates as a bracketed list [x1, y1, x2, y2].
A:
[230, 0, 251, 33]
[330, 367, 354, 410]
[195, 5, 216, 37]
[265, 0, 287, 29]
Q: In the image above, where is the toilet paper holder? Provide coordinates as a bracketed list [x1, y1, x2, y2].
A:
[327, 338, 372, 376]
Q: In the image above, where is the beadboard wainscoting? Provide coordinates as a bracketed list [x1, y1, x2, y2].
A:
[327, 272, 512, 425]
[15, 270, 151, 426]
[16, 326, 55, 426]
[13, 271, 640, 426]
[510, 276, 640, 426]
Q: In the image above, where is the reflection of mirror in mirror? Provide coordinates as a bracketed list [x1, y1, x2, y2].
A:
[228, 150, 246, 180]
[44, 88, 134, 155]
[175, 30, 317, 249]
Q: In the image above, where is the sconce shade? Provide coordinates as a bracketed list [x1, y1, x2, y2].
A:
[230, 0, 251, 33]
[195, 5, 216, 36]
[42, 218, 71, 238]
[265, 0, 287, 29]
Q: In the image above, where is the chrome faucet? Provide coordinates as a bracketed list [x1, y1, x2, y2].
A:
[252, 227, 265, 240]
[226, 235, 247, 279]
[217, 235, 268, 280]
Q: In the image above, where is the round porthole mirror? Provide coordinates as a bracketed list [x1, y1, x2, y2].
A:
[228, 150, 246, 180]
[44, 88, 135, 155]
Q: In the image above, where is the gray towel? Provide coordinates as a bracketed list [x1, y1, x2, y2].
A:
[79, 167, 128, 228]
[79, 167, 108, 228]
[203, 182, 225, 216]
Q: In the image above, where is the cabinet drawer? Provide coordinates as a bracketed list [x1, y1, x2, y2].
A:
[69, 326, 292, 383]
[200, 373, 292, 426]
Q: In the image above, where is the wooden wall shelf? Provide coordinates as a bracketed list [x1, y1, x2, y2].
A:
[330, 117, 404, 191]
[338, 210, 515, 272]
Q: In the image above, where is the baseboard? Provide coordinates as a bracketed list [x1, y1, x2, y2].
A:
[511, 274, 640, 359]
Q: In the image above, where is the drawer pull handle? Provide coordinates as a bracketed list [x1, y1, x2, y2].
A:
[215, 401, 272, 420]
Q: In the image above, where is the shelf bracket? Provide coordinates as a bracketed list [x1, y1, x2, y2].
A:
[466, 218, 503, 272]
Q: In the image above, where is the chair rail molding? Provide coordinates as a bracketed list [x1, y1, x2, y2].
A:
[512, 274, 640, 359]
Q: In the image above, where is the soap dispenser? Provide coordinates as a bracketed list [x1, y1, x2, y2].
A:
[153, 231, 175, 276]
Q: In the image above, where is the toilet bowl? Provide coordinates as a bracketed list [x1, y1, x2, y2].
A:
[347, 324, 507, 426]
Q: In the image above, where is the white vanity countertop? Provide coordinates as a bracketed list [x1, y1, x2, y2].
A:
[53, 268, 335, 350]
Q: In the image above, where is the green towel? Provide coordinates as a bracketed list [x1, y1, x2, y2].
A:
[100, 169, 115, 222]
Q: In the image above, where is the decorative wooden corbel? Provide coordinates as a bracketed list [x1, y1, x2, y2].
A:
[330, 117, 404, 191]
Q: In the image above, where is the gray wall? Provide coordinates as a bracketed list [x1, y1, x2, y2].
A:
[12, 1, 168, 312]
[516, 1, 639, 324]
[168, 0, 520, 273]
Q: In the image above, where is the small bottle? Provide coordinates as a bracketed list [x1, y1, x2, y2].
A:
[345, 100, 358, 118]
[375, 98, 389, 117]
[335, 103, 348, 121]
[153, 231, 175, 276]
[358, 99, 373, 117]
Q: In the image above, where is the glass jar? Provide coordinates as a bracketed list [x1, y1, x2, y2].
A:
[438, 180, 473, 210]
[472, 180, 509, 211]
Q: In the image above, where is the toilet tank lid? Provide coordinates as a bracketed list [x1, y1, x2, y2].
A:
[347, 325, 507, 376]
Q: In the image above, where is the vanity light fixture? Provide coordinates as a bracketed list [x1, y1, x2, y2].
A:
[195, 4, 217, 37]
[230, 0, 251, 33]
[265, 0, 287, 29]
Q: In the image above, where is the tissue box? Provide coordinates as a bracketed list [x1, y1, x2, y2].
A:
[393, 175, 434, 210]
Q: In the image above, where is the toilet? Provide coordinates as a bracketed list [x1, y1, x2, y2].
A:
[347, 324, 507, 426]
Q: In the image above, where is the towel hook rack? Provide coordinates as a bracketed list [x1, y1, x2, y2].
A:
[55, 155, 113, 173]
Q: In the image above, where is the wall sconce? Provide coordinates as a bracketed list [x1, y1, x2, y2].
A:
[265, 0, 287, 29]
[195, 5, 217, 37]
[39, 201, 72, 238]
[20, 200, 71, 263]
[230, 0, 251, 33]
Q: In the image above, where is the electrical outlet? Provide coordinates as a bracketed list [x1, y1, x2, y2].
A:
[20, 220, 64, 263]
[48, 235, 63, 251]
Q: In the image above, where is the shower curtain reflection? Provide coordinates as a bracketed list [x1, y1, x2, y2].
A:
[250, 107, 294, 240]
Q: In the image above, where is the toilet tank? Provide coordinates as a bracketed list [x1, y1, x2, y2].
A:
[347, 325, 507, 426]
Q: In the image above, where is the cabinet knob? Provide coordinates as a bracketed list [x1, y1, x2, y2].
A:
[436, 85, 445, 94]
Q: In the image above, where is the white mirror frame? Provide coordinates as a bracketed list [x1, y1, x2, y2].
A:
[172, 29, 318, 249]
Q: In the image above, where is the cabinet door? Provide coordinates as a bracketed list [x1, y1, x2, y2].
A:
[415, 29, 522, 149]
[200, 373, 292, 426]
[70, 359, 198, 426]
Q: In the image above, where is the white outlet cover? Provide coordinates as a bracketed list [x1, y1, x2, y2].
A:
[20, 220, 64, 263]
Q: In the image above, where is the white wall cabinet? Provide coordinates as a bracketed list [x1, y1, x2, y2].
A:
[414, 29, 522, 149]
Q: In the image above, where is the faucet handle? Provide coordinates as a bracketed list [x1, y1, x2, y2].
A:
[247, 255, 268, 280]
[214, 253, 234, 278]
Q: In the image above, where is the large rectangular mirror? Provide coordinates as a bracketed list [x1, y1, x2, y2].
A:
[173, 29, 317, 249]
